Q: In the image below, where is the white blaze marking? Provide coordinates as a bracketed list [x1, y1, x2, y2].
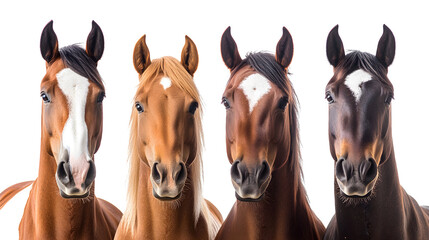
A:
[160, 77, 172, 90]
[238, 73, 272, 113]
[56, 68, 90, 188]
[344, 69, 373, 102]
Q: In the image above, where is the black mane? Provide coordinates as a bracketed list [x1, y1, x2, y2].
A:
[231, 52, 289, 94]
[335, 51, 394, 95]
[59, 45, 104, 89]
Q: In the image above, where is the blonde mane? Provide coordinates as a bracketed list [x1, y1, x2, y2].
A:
[122, 56, 220, 238]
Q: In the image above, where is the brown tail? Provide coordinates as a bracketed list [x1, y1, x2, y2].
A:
[0, 181, 33, 210]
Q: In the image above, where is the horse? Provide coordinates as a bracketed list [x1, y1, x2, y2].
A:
[323, 25, 429, 240]
[114, 35, 222, 240]
[215, 27, 325, 240]
[0, 21, 122, 239]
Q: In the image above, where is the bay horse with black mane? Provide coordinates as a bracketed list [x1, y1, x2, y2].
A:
[0, 21, 122, 239]
[114, 35, 222, 240]
[215, 27, 325, 240]
[323, 25, 429, 239]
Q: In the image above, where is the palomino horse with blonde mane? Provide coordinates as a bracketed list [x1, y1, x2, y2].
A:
[114, 35, 222, 240]
[323, 25, 429, 240]
[215, 27, 325, 240]
[0, 21, 122, 239]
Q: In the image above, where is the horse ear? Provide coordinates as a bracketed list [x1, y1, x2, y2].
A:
[181, 36, 199, 76]
[86, 21, 104, 64]
[133, 35, 151, 75]
[221, 27, 242, 71]
[276, 27, 294, 69]
[40, 20, 59, 63]
[376, 24, 395, 68]
[326, 25, 345, 67]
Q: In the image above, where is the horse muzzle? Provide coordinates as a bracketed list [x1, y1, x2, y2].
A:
[150, 162, 187, 201]
[55, 160, 96, 198]
[335, 158, 378, 197]
[230, 160, 271, 201]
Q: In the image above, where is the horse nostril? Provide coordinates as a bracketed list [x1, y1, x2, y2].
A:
[174, 162, 187, 185]
[336, 158, 352, 182]
[230, 160, 242, 185]
[360, 158, 378, 185]
[84, 160, 96, 187]
[151, 162, 162, 184]
[257, 161, 270, 185]
[57, 161, 71, 185]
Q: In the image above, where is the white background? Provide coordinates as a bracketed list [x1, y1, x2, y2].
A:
[1, 0, 429, 231]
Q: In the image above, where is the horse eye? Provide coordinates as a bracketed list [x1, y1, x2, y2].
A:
[221, 97, 231, 109]
[40, 92, 51, 103]
[97, 92, 105, 103]
[135, 102, 144, 113]
[278, 97, 288, 110]
[189, 101, 199, 115]
[385, 95, 393, 105]
[325, 93, 334, 104]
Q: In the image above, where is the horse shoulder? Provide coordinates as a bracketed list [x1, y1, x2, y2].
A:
[0, 181, 33, 239]
[204, 199, 223, 223]
[97, 197, 123, 229]
[400, 189, 429, 238]
[323, 215, 338, 240]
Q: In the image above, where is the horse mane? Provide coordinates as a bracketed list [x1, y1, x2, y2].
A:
[123, 56, 220, 237]
[230, 52, 307, 214]
[331, 50, 394, 96]
[59, 44, 105, 90]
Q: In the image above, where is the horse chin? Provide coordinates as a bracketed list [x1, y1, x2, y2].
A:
[59, 189, 90, 199]
[56, 176, 91, 199]
[338, 187, 374, 206]
[235, 192, 265, 202]
[152, 189, 182, 201]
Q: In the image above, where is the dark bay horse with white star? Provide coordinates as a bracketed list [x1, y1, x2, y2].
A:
[323, 24, 429, 240]
[215, 27, 325, 240]
[0, 21, 122, 239]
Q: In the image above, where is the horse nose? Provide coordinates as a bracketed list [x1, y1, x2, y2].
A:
[84, 160, 96, 186]
[57, 161, 72, 186]
[230, 160, 270, 192]
[230, 160, 243, 185]
[151, 162, 187, 199]
[152, 162, 187, 186]
[56, 160, 96, 193]
[335, 158, 353, 183]
[359, 158, 377, 185]
[173, 162, 187, 186]
[257, 161, 270, 185]
[151, 162, 163, 185]
[335, 157, 378, 196]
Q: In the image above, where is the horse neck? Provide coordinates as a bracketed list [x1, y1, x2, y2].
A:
[134, 161, 203, 238]
[234, 137, 322, 238]
[334, 138, 404, 238]
[25, 135, 98, 234]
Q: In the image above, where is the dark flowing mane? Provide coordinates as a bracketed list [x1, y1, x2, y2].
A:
[59, 44, 105, 90]
[332, 51, 394, 96]
[230, 52, 305, 207]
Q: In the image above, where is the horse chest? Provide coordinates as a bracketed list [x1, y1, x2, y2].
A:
[0, 183, 32, 239]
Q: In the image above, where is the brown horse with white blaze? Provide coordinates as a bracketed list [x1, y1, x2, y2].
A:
[323, 25, 429, 239]
[114, 35, 222, 240]
[0, 21, 122, 239]
[215, 27, 325, 240]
